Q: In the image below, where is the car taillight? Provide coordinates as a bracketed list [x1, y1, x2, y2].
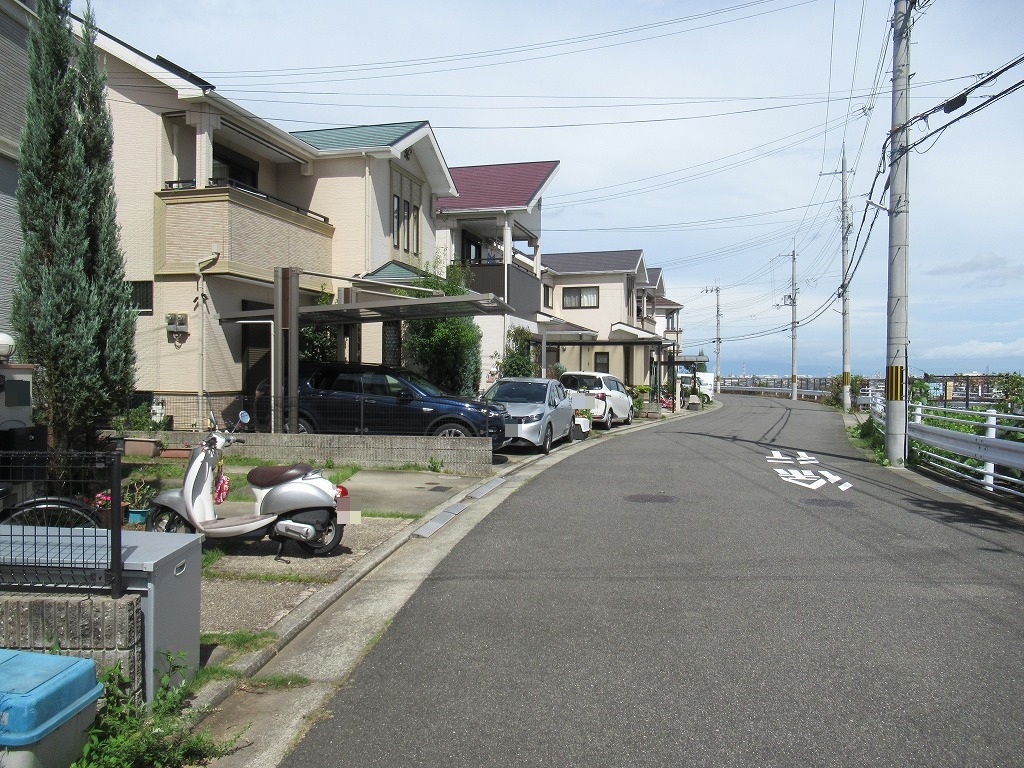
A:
[594, 392, 607, 400]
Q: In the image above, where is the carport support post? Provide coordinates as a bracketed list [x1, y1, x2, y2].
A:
[274, 268, 301, 434]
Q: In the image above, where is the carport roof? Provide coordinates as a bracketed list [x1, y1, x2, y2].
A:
[220, 292, 513, 327]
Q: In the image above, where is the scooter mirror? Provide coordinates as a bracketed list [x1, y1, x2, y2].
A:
[238, 411, 251, 424]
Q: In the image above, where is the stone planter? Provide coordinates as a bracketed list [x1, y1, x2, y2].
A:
[123, 437, 161, 457]
[159, 447, 190, 459]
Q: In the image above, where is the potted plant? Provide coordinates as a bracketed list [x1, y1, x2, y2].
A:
[122, 480, 157, 523]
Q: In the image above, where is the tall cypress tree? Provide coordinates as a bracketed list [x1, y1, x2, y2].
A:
[12, 0, 134, 451]
[77, 4, 136, 421]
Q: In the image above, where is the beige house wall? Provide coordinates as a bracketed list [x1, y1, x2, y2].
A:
[553, 273, 628, 333]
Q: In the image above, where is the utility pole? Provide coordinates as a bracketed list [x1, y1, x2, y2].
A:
[782, 246, 798, 401]
[886, 0, 912, 464]
[822, 147, 852, 412]
[703, 283, 721, 392]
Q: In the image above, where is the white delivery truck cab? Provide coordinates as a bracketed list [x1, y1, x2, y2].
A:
[696, 372, 715, 402]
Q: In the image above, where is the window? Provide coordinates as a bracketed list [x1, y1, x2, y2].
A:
[392, 167, 423, 256]
[543, 284, 553, 309]
[461, 233, 483, 265]
[212, 144, 258, 187]
[403, 201, 411, 252]
[392, 195, 401, 248]
[412, 205, 421, 254]
[562, 286, 599, 309]
[595, 352, 610, 373]
[128, 281, 153, 315]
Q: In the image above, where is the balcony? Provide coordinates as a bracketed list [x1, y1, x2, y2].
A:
[460, 262, 540, 317]
[155, 181, 334, 281]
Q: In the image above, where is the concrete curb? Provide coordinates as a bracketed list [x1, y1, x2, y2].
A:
[189, 401, 712, 715]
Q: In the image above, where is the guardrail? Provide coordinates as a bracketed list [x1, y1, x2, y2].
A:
[719, 385, 829, 401]
[866, 397, 1024, 499]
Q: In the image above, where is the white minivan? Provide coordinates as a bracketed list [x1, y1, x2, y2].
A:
[559, 371, 634, 429]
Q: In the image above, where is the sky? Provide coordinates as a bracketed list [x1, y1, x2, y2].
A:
[71, 0, 1024, 379]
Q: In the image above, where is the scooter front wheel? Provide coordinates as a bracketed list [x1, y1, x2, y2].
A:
[298, 517, 344, 556]
[146, 506, 195, 534]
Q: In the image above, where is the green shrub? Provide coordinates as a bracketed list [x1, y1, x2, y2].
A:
[73, 653, 239, 768]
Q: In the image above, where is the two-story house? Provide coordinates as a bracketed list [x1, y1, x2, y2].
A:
[76, 22, 473, 421]
[434, 161, 560, 383]
[540, 250, 666, 387]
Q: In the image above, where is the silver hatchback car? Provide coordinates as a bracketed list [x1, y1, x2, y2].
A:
[481, 377, 575, 454]
[559, 371, 634, 429]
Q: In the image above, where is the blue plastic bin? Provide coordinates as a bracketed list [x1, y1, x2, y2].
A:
[0, 649, 104, 768]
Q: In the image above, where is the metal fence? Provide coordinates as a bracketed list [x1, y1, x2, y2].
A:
[866, 397, 1024, 499]
[0, 451, 124, 595]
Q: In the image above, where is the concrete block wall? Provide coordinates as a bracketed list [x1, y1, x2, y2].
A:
[0, 592, 145, 701]
[134, 431, 495, 477]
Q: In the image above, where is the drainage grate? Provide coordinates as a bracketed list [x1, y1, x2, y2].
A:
[429, 486, 452, 492]
[624, 494, 679, 504]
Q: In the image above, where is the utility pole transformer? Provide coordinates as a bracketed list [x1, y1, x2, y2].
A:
[886, 0, 912, 464]
[822, 147, 853, 412]
[841, 147, 852, 413]
[781, 247, 798, 401]
[703, 283, 722, 393]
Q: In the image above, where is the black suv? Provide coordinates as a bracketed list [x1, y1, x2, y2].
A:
[254, 362, 509, 449]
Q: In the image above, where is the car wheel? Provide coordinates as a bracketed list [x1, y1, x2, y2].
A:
[602, 409, 613, 429]
[624, 406, 633, 425]
[565, 421, 574, 444]
[701, 393, 711, 405]
[434, 423, 471, 438]
[284, 418, 313, 434]
[540, 424, 553, 454]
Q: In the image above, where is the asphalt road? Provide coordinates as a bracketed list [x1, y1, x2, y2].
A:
[277, 395, 1024, 767]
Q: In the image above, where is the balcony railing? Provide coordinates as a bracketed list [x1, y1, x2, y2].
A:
[163, 178, 329, 223]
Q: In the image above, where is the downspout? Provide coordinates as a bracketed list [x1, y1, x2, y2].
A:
[503, 212, 512, 354]
[364, 154, 372, 273]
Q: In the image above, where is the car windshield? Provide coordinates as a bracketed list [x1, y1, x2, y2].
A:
[564, 375, 601, 391]
[484, 381, 548, 404]
[398, 370, 450, 397]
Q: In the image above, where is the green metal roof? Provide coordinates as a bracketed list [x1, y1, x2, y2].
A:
[291, 122, 427, 151]
[362, 261, 429, 281]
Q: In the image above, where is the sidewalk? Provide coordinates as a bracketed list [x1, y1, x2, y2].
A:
[190, 404, 709, 716]
[198, 470, 482, 652]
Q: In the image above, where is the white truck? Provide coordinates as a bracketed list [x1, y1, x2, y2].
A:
[678, 371, 715, 405]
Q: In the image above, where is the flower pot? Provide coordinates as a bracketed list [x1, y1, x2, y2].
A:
[127, 508, 149, 524]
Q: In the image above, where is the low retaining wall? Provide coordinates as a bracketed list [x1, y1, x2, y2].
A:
[0, 592, 145, 701]
[126, 431, 495, 477]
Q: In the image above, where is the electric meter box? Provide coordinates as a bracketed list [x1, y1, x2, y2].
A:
[0, 649, 103, 768]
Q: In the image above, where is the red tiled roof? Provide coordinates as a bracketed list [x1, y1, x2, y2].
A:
[437, 161, 559, 212]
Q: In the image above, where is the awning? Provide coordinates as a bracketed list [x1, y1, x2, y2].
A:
[220, 292, 513, 326]
[609, 322, 665, 342]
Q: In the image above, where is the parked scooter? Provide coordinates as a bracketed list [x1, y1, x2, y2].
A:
[146, 408, 355, 559]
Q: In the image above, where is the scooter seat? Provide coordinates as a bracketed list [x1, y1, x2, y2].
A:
[247, 463, 315, 488]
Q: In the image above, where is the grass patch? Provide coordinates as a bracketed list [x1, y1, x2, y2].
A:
[242, 673, 311, 692]
[326, 464, 360, 484]
[378, 462, 430, 472]
[202, 571, 336, 584]
[189, 664, 244, 690]
[200, 630, 278, 654]
[201, 547, 228, 571]
[362, 510, 423, 520]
